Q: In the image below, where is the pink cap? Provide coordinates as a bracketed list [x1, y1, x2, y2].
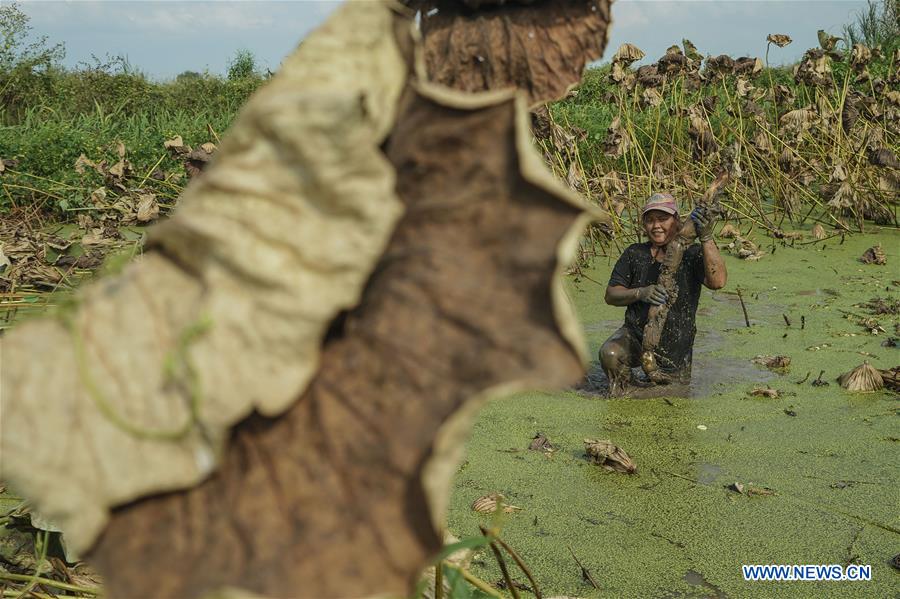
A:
[641, 192, 678, 217]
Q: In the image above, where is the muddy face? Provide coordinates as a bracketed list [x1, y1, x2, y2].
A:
[642, 210, 680, 248]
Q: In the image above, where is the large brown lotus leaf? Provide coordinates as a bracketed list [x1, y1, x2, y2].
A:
[87, 84, 599, 599]
[613, 42, 645, 64]
[417, 0, 612, 104]
[0, 1, 408, 555]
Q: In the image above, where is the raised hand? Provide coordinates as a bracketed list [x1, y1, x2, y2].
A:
[690, 205, 716, 242]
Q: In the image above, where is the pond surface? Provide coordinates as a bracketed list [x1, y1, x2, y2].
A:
[447, 228, 899, 597]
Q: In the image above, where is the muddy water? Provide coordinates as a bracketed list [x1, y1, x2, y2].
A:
[447, 228, 899, 597]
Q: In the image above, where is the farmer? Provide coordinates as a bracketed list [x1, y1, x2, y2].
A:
[600, 193, 727, 392]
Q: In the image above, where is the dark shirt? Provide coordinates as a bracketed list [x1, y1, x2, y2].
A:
[608, 242, 705, 372]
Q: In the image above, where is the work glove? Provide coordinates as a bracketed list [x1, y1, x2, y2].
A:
[690, 205, 716, 242]
[636, 284, 669, 306]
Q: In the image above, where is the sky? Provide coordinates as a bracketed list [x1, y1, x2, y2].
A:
[14, 0, 869, 80]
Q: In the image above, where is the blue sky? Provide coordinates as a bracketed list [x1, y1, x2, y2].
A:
[17, 0, 868, 79]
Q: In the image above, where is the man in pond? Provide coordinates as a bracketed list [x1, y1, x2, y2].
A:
[600, 193, 727, 393]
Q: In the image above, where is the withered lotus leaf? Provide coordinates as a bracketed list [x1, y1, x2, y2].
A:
[416, 0, 612, 105]
[584, 439, 636, 473]
[472, 493, 522, 514]
[812, 223, 827, 240]
[766, 33, 792, 47]
[613, 42, 645, 64]
[860, 244, 887, 265]
[818, 29, 841, 52]
[838, 362, 884, 392]
[682, 38, 703, 62]
[869, 148, 900, 169]
[87, 84, 601, 598]
[0, 1, 409, 555]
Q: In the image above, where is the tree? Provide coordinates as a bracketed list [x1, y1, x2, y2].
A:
[226, 48, 256, 81]
[0, 2, 64, 74]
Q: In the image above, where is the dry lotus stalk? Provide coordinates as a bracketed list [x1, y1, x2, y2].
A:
[86, 79, 605, 598]
[584, 439, 636, 473]
[860, 244, 887, 265]
[416, 0, 612, 106]
[812, 223, 827, 240]
[471, 493, 522, 514]
[0, 1, 410, 555]
[838, 362, 883, 392]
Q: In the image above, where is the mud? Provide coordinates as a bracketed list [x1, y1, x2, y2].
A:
[448, 227, 899, 598]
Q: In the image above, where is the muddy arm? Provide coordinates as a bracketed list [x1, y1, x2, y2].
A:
[605, 285, 642, 306]
[701, 239, 727, 289]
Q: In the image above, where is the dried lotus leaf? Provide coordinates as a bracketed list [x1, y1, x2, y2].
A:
[749, 387, 780, 398]
[642, 87, 663, 107]
[682, 38, 702, 62]
[719, 223, 740, 238]
[818, 30, 841, 52]
[613, 42, 645, 64]
[860, 244, 887, 265]
[869, 148, 900, 169]
[584, 439, 636, 473]
[0, 0, 410, 556]
[751, 355, 791, 369]
[471, 493, 522, 514]
[87, 82, 604, 598]
[766, 33, 792, 48]
[812, 223, 827, 239]
[418, 0, 612, 105]
[528, 432, 555, 452]
[838, 362, 883, 392]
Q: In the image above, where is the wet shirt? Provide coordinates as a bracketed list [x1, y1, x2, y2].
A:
[608, 242, 705, 372]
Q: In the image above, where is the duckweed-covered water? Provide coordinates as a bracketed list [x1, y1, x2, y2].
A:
[447, 228, 899, 598]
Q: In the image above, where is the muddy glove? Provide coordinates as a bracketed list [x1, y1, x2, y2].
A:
[690, 206, 715, 242]
[636, 284, 669, 306]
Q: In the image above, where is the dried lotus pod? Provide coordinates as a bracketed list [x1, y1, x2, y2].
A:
[860, 244, 887, 265]
[583, 439, 636, 473]
[471, 493, 522, 514]
[751, 355, 791, 369]
[837, 362, 883, 392]
[719, 223, 740, 238]
[812, 223, 827, 240]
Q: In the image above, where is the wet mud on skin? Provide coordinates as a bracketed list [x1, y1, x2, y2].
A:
[447, 229, 899, 598]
